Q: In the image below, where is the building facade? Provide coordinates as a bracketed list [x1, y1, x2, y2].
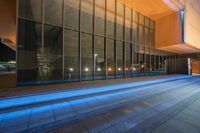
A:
[16, 0, 178, 85]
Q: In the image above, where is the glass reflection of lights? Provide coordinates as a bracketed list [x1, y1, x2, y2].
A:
[118, 68, 122, 71]
[108, 68, 112, 72]
[97, 68, 101, 72]
[85, 67, 89, 72]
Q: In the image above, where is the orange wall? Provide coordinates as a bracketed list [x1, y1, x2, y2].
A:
[192, 61, 200, 74]
[184, 0, 200, 49]
[155, 12, 182, 48]
[0, 0, 16, 47]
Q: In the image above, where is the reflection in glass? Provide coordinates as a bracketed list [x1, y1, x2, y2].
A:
[116, 2, 124, 40]
[81, 33, 93, 80]
[95, 0, 105, 35]
[64, 0, 79, 30]
[44, 0, 63, 26]
[43, 25, 63, 81]
[132, 44, 139, 76]
[19, 0, 42, 21]
[81, 0, 93, 33]
[107, 39, 115, 78]
[116, 41, 124, 78]
[17, 19, 42, 83]
[64, 30, 79, 81]
[95, 36, 105, 79]
[126, 43, 132, 77]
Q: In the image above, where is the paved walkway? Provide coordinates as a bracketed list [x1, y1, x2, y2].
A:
[0, 75, 200, 133]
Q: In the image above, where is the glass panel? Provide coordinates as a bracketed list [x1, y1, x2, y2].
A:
[139, 53, 145, 76]
[132, 23, 138, 43]
[95, 0, 105, 35]
[107, 39, 115, 78]
[44, 0, 63, 26]
[64, 0, 79, 30]
[150, 29, 155, 48]
[145, 27, 150, 47]
[116, 2, 124, 40]
[134, 12, 139, 23]
[145, 17, 150, 27]
[81, 33, 93, 80]
[107, 0, 115, 13]
[139, 14, 144, 25]
[107, 12, 115, 38]
[125, 43, 132, 77]
[116, 41, 124, 78]
[81, 0, 93, 33]
[150, 20, 155, 29]
[125, 8, 131, 42]
[132, 44, 139, 76]
[43, 25, 63, 82]
[139, 25, 144, 45]
[19, 0, 42, 22]
[95, 36, 105, 80]
[64, 30, 79, 81]
[17, 19, 42, 84]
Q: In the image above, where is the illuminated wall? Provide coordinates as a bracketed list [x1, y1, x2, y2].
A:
[0, 0, 16, 47]
[184, 0, 200, 49]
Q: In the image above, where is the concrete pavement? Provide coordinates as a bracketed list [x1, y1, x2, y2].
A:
[0, 75, 200, 133]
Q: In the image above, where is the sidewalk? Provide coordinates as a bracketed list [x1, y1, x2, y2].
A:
[0, 74, 198, 133]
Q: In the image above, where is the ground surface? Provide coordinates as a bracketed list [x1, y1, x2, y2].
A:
[0, 75, 200, 133]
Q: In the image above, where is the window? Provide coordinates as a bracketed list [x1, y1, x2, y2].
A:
[17, 19, 42, 83]
[95, 0, 105, 35]
[125, 7, 131, 42]
[116, 41, 124, 78]
[19, 0, 42, 22]
[107, 39, 115, 78]
[64, 0, 79, 30]
[64, 30, 79, 81]
[81, 33, 93, 80]
[125, 43, 132, 77]
[95, 36, 105, 79]
[116, 2, 124, 40]
[81, 0, 93, 33]
[43, 25, 63, 81]
[106, 0, 115, 38]
[44, 0, 63, 26]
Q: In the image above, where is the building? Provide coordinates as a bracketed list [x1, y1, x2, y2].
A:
[0, 0, 200, 87]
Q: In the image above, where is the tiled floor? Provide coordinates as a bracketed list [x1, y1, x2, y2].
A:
[0, 75, 200, 133]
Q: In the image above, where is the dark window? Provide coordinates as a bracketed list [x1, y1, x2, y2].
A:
[43, 25, 63, 81]
[107, 39, 115, 78]
[19, 0, 42, 22]
[64, 0, 79, 30]
[81, 33, 93, 80]
[95, 36, 105, 79]
[64, 30, 79, 81]
[44, 0, 63, 26]
[17, 19, 42, 83]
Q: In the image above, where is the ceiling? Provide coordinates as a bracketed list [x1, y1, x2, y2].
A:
[118, 0, 183, 20]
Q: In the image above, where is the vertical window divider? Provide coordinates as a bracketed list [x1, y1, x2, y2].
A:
[138, 13, 140, 77]
[62, 0, 65, 81]
[42, 0, 45, 83]
[79, 0, 82, 81]
[16, 0, 19, 85]
[130, 9, 133, 77]
[114, 0, 117, 78]
[93, 0, 95, 80]
[123, 4, 126, 78]
[105, 0, 107, 80]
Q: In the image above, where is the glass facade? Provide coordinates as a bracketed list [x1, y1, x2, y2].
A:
[17, 0, 177, 85]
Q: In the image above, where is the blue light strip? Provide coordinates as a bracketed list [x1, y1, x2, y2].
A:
[0, 75, 192, 110]
[181, 9, 185, 43]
